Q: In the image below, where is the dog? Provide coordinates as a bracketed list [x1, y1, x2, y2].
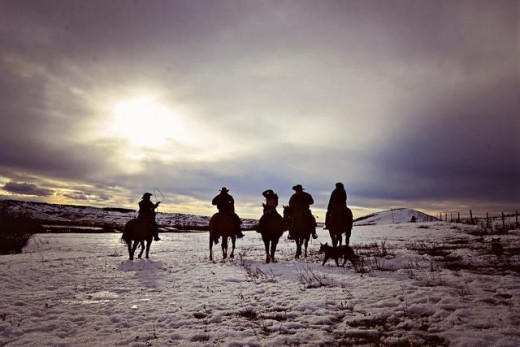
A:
[319, 243, 359, 267]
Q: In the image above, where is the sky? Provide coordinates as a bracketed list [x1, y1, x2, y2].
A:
[0, 0, 518, 220]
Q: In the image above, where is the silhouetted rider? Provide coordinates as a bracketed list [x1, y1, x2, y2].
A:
[288, 184, 318, 239]
[325, 182, 348, 230]
[212, 187, 244, 240]
[257, 189, 285, 234]
[262, 189, 279, 212]
[138, 192, 161, 241]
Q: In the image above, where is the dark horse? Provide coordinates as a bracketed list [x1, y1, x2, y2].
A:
[121, 218, 154, 260]
[257, 209, 286, 263]
[328, 206, 354, 247]
[209, 213, 237, 261]
[283, 206, 312, 258]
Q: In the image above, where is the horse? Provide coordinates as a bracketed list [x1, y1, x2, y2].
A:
[257, 209, 286, 263]
[209, 212, 237, 261]
[283, 206, 313, 259]
[121, 218, 154, 260]
[328, 206, 354, 247]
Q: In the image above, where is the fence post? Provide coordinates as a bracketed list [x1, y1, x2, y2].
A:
[445, 213, 447, 223]
[470, 210, 473, 224]
[457, 212, 460, 223]
[502, 212, 505, 229]
[486, 212, 490, 228]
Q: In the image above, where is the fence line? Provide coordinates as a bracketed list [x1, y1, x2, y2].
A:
[437, 210, 519, 229]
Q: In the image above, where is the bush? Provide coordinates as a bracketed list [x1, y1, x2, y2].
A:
[0, 214, 41, 254]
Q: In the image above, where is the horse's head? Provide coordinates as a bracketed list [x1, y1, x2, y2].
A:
[282, 205, 292, 219]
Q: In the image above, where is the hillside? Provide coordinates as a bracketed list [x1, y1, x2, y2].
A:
[0, 199, 257, 232]
[354, 207, 438, 226]
[1, 200, 440, 232]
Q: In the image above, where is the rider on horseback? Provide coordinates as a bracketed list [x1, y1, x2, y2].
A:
[211, 187, 244, 243]
[138, 192, 161, 241]
[324, 182, 348, 230]
[257, 189, 285, 234]
[288, 184, 318, 239]
[262, 189, 279, 212]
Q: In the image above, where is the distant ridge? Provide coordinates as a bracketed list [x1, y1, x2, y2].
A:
[0, 199, 257, 232]
[354, 208, 438, 226]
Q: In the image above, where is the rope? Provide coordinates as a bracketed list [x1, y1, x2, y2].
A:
[153, 187, 164, 203]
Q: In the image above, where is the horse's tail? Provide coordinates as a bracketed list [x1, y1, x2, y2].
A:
[346, 207, 353, 230]
[121, 219, 137, 244]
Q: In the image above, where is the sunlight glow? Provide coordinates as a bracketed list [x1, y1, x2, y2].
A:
[92, 94, 248, 166]
[109, 97, 186, 148]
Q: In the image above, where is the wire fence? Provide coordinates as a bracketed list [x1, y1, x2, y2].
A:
[437, 210, 519, 230]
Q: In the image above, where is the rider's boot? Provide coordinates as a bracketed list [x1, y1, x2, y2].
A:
[312, 227, 318, 239]
[153, 225, 161, 241]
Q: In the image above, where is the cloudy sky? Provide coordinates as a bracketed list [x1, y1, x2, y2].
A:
[1, 0, 518, 219]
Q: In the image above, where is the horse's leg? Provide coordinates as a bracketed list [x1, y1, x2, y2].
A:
[230, 236, 236, 259]
[329, 230, 336, 247]
[128, 241, 134, 260]
[137, 241, 145, 258]
[304, 237, 309, 257]
[263, 237, 270, 263]
[338, 233, 343, 247]
[145, 240, 152, 259]
[209, 234, 213, 261]
[345, 230, 351, 246]
[295, 238, 302, 259]
[271, 238, 279, 263]
[222, 238, 227, 259]
[131, 241, 140, 259]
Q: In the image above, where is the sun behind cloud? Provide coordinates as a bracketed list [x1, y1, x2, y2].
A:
[108, 97, 187, 148]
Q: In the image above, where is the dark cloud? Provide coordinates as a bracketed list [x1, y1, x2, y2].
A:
[0, 0, 517, 217]
[370, 77, 520, 205]
[3, 182, 54, 197]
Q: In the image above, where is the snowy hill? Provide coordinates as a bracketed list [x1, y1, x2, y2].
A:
[0, 199, 258, 232]
[1, 200, 439, 231]
[354, 208, 438, 226]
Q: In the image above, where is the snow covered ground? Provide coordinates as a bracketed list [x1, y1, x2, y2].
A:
[1, 222, 519, 346]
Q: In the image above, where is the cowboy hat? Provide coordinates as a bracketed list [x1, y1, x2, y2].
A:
[292, 184, 304, 191]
